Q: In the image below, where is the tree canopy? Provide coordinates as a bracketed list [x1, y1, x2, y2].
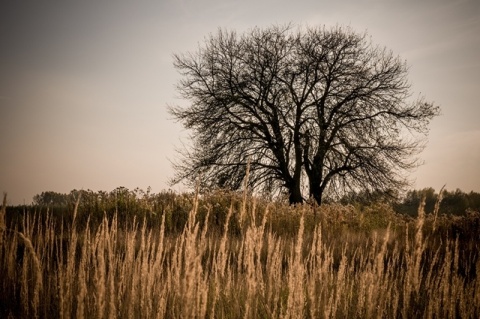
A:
[170, 24, 440, 205]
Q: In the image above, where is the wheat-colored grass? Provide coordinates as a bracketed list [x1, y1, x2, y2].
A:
[1, 192, 479, 318]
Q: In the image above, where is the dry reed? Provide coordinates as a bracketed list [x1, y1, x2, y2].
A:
[0, 191, 478, 318]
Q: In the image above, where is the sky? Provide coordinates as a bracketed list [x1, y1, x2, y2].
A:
[1, 0, 479, 205]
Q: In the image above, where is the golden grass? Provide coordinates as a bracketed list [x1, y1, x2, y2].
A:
[1, 192, 479, 318]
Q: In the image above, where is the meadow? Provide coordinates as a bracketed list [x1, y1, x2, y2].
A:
[0, 189, 479, 318]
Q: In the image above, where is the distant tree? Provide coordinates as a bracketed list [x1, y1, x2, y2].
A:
[170, 24, 440, 205]
[442, 189, 469, 215]
[33, 191, 70, 206]
[339, 189, 398, 206]
[396, 188, 437, 216]
[467, 191, 480, 212]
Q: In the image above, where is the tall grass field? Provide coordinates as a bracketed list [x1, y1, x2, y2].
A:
[1, 190, 479, 318]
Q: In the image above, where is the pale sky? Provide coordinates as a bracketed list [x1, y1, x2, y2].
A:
[1, 0, 479, 205]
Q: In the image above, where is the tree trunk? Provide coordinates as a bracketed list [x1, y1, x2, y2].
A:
[309, 179, 324, 206]
[310, 188, 323, 206]
[289, 119, 304, 205]
[287, 177, 303, 205]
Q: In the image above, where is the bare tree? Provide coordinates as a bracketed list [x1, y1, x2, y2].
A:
[170, 25, 439, 205]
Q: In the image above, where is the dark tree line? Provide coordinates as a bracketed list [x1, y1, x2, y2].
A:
[338, 187, 480, 217]
[395, 188, 480, 217]
[170, 24, 439, 205]
[24, 187, 480, 218]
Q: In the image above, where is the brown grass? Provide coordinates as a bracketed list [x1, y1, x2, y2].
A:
[1, 192, 479, 318]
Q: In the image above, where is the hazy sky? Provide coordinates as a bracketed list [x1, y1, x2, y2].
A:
[1, 0, 479, 204]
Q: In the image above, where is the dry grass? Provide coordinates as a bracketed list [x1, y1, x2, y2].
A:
[0, 193, 6, 246]
[1, 191, 479, 318]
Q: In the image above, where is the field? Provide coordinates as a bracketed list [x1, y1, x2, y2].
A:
[1, 190, 479, 318]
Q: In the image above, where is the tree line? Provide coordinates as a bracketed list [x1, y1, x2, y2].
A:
[339, 187, 480, 217]
[21, 187, 480, 218]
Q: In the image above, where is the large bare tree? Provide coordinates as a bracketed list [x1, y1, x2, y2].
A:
[170, 25, 439, 205]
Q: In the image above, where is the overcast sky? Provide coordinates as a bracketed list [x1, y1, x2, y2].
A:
[1, 0, 479, 204]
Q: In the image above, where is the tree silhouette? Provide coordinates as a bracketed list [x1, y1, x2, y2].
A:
[170, 25, 439, 205]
